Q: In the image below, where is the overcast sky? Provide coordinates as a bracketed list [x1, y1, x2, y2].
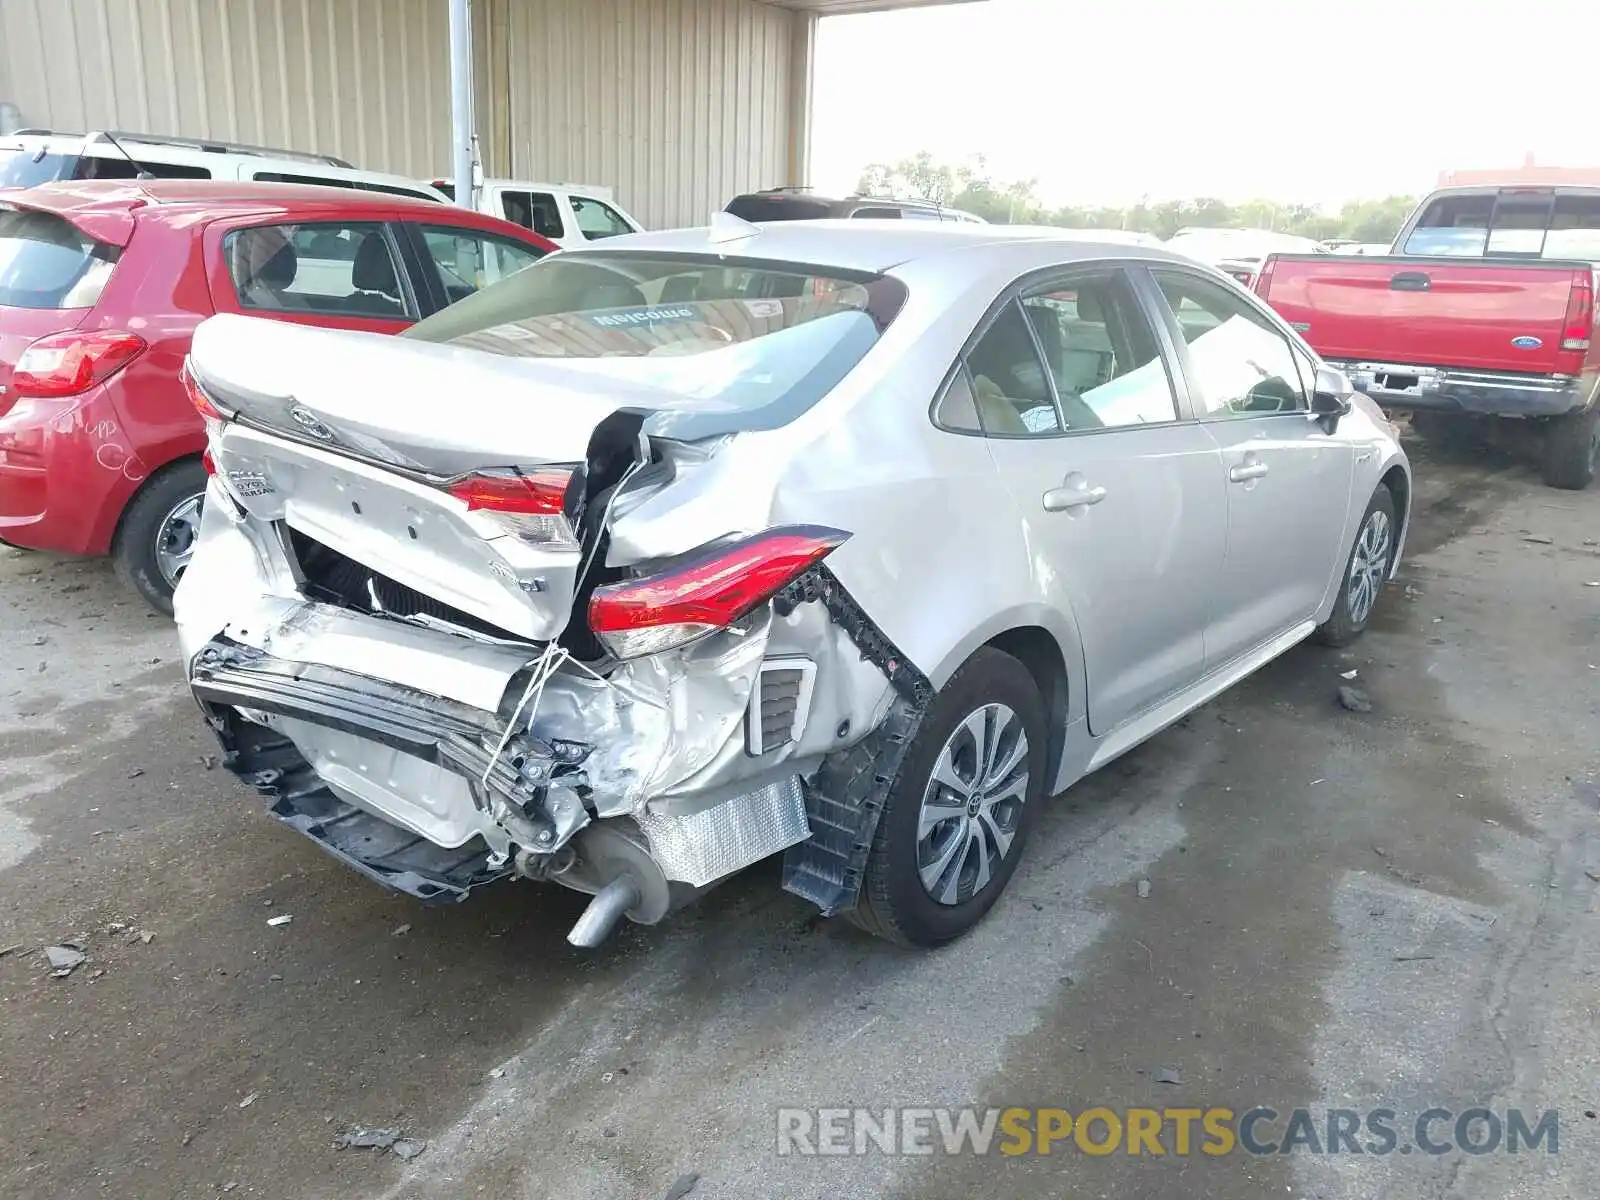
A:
[811, 0, 1600, 209]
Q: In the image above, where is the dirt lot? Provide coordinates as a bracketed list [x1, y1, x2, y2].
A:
[1, 434, 1597, 1200]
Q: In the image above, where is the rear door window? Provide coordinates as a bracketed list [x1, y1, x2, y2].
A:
[724, 194, 836, 221]
[224, 221, 417, 320]
[570, 196, 633, 240]
[1020, 273, 1178, 429]
[500, 190, 566, 240]
[416, 225, 548, 304]
[0, 207, 121, 309]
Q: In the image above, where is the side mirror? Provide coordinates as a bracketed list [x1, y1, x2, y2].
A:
[1309, 365, 1354, 432]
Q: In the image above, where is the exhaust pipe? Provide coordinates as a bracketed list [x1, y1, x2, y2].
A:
[567, 875, 642, 948]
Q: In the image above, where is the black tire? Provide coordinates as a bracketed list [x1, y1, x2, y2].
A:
[1315, 486, 1397, 648]
[850, 647, 1047, 948]
[1540, 405, 1599, 490]
[112, 459, 208, 617]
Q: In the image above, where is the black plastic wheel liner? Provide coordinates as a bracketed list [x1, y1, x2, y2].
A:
[777, 564, 932, 916]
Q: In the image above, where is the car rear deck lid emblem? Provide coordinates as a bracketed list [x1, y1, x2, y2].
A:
[1511, 335, 1543, 349]
[288, 405, 336, 441]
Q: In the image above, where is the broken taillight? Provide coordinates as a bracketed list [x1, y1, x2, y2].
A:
[182, 361, 228, 420]
[11, 330, 146, 399]
[1561, 269, 1594, 353]
[587, 526, 850, 660]
[447, 467, 578, 547]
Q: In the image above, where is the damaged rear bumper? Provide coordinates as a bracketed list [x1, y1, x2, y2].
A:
[176, 478, 924, 940]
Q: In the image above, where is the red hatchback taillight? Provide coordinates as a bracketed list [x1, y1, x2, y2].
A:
[1561, 269, 1594, 353]
[588, 526, 850, 660]
[11, 330, 146, 399]
[447, 467, 579, 547]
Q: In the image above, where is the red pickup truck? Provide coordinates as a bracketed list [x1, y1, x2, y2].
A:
[1253, 186, 1600, 488]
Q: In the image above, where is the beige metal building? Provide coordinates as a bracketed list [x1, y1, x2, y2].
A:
[0, 0, 967, 229]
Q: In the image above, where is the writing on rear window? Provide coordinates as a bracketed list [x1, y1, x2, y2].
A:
[588, 306, 698, 327]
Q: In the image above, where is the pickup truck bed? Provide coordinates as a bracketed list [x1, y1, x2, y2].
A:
[1254, 253, 1597, 418]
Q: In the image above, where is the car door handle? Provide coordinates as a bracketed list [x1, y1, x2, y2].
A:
[1042, 483, 1107, 512]
[1229, 462, 1269, 483]
[1389, 271, 1431, 292]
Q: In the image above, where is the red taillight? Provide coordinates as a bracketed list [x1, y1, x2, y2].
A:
[588, 526, 850, 659]
[182, 361, 228, 420]
[202, 448, 217, 476]
[449, 469, 573, 514]
[1561, 270, 1594, 353]
[11, 330, 146, 399]
[448, 467, 578, 547]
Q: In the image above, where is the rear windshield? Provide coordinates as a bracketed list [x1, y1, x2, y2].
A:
[0, 150, 73, 189]
[0, 207, 121, 309]
[725, 195, 839, 222]
[1402, 192, 1600, 260]
[405, 252, 906, 432]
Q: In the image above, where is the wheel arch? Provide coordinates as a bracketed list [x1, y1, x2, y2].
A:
[1379, 458, 1411, 575]
[924, 605, 1084, 791]
[109, 451, 206, 555]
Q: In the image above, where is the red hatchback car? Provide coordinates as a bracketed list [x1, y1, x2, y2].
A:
[0, 180, 556, 612]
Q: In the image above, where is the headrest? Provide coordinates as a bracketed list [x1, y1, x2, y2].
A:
[257, 242, 297, 290]
[1073, 285, 1105, 323]
[352, 234, 398, 295]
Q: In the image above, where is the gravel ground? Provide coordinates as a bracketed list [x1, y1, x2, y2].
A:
[0, 433, 1596, 1199]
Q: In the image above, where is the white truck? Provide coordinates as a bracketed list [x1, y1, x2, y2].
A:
[427, 176, 644, 249]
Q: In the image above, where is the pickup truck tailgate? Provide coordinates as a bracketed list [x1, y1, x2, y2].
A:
[1255, 255, 1586, 374]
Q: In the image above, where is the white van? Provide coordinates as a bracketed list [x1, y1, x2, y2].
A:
[0, 130, 448, 203]
[427, 177, 644, 248]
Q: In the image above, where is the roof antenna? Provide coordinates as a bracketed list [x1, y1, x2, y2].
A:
[89, 130, 155, 183]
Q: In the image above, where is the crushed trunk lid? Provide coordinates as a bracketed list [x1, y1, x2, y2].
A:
[188, 315, 734, 641]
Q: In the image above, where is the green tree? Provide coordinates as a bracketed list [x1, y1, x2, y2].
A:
[852, 152, 1418, 242]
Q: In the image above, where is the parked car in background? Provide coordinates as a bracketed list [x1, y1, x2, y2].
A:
[1166, 227, 1325, 285]
[997, 225, 1162, 248]
[725, 187, 987, 224]
[1252, 185, 1600, 488]
[428, 177, 644, 247]
[0, 129, 447, 203]
[0, 180, 555, 612]
[175, 222, 1408, 950]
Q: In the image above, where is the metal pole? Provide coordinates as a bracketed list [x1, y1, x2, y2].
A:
[448, 0, 474, 209]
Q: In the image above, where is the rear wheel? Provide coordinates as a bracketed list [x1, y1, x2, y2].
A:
[113, 460, 208, 617]
[1315, 486, 1396, 647]
[1540, 406, 1599, 490]
[850, 647, 1046, 948]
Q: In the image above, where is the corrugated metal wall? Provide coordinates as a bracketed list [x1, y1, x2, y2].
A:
[479, 0, 799, 228]
[0, 0, 454, 176]
[0, 0, 808, 228]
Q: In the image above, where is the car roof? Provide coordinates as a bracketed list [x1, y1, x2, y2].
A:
[565, 218, 1198, 274]
[1, 179, 541, 248]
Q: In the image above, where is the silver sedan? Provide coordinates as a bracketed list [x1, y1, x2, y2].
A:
[175, 218, 1410, 949]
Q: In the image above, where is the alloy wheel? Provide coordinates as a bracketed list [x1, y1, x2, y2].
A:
[155, 493, 204, 589]
[1346, 508, 1392, 626]
[915, 703, 1030, 906]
